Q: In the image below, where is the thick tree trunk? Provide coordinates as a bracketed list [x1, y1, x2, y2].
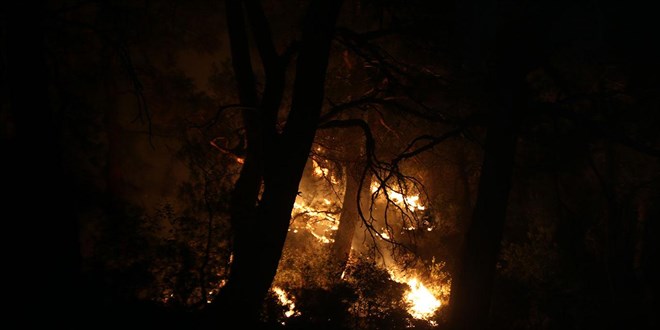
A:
[448, 77, 522, 330]
[330, 159, 370, 278]
[331, 169, 361, 276]
[448, 3, 526, 328]
[201, 0, 263, 326]
[207, 0, 344, 326]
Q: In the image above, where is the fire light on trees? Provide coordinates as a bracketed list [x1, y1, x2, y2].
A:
[282, 155, 449, 324]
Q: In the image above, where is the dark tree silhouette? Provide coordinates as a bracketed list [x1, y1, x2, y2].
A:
[204, 0, 345, 325]
[447, 1, 532, 328]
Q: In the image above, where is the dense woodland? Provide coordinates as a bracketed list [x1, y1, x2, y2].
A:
[2, 0, 658, 329]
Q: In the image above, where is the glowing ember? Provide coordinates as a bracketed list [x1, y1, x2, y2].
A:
[209, 139, 245, 164]
[272, 286, 300, 318]
[404, 278, 441, 320]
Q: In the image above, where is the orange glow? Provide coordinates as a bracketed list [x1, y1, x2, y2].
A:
[291, 198, 338, 244]
[380, 230, 391, 240]
[312, 159, 338, 183]
[312, 160, 329, 177]
[404, 278, 441, 320]
[209, 138, 244, 164]
[272, 286, 300, 318]
[388, 270, 445, 324]
[285, 158, 446, 326]
[370, 182, 425, 212]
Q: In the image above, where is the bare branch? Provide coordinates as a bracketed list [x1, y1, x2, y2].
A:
[393, 127, 464, 163]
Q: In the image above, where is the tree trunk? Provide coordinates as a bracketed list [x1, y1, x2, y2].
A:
[206, 0, 344, 326]
[448, 78, 522, 330]
[331, 168, 361, 276]
[448, 2, 526, 328]
[330, 157, 370, 278]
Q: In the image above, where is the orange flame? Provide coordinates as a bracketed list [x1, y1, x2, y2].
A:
[290, 198, 338, 244]
[389, 270, 443, 324]
[404, 278, 441, 320]
[272, 286, 300, 318]
[371, 182, 426, 212]
[312, 160, 338, 183]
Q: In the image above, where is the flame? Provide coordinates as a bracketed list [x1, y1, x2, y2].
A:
[209, 138, 244, 164]
[291, 199, 338, 244]
[389, 271, 442, 323]
[272, 286, 300, 318]
[312, 159, 339, 183]
[404, 278, 441, 320]
[380, 230, 391, 240]
[370, 182, 425, 212]
[312, 160, 329, 177]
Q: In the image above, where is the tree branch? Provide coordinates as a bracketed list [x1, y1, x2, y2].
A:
[393, 127, 464, 163]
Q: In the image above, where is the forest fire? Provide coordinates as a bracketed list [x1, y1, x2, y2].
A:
[272, 286, 300, 318]
[389, 272, 442, 323]
[371, 182, 426, 213]
[312, 159, 329, 177]
[312, 159, 339, 184]
[28, 0, 658, 328]
[290, 199, 339, 244]
[289, 167, 445, 324]
[404, 278, 441, 320]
